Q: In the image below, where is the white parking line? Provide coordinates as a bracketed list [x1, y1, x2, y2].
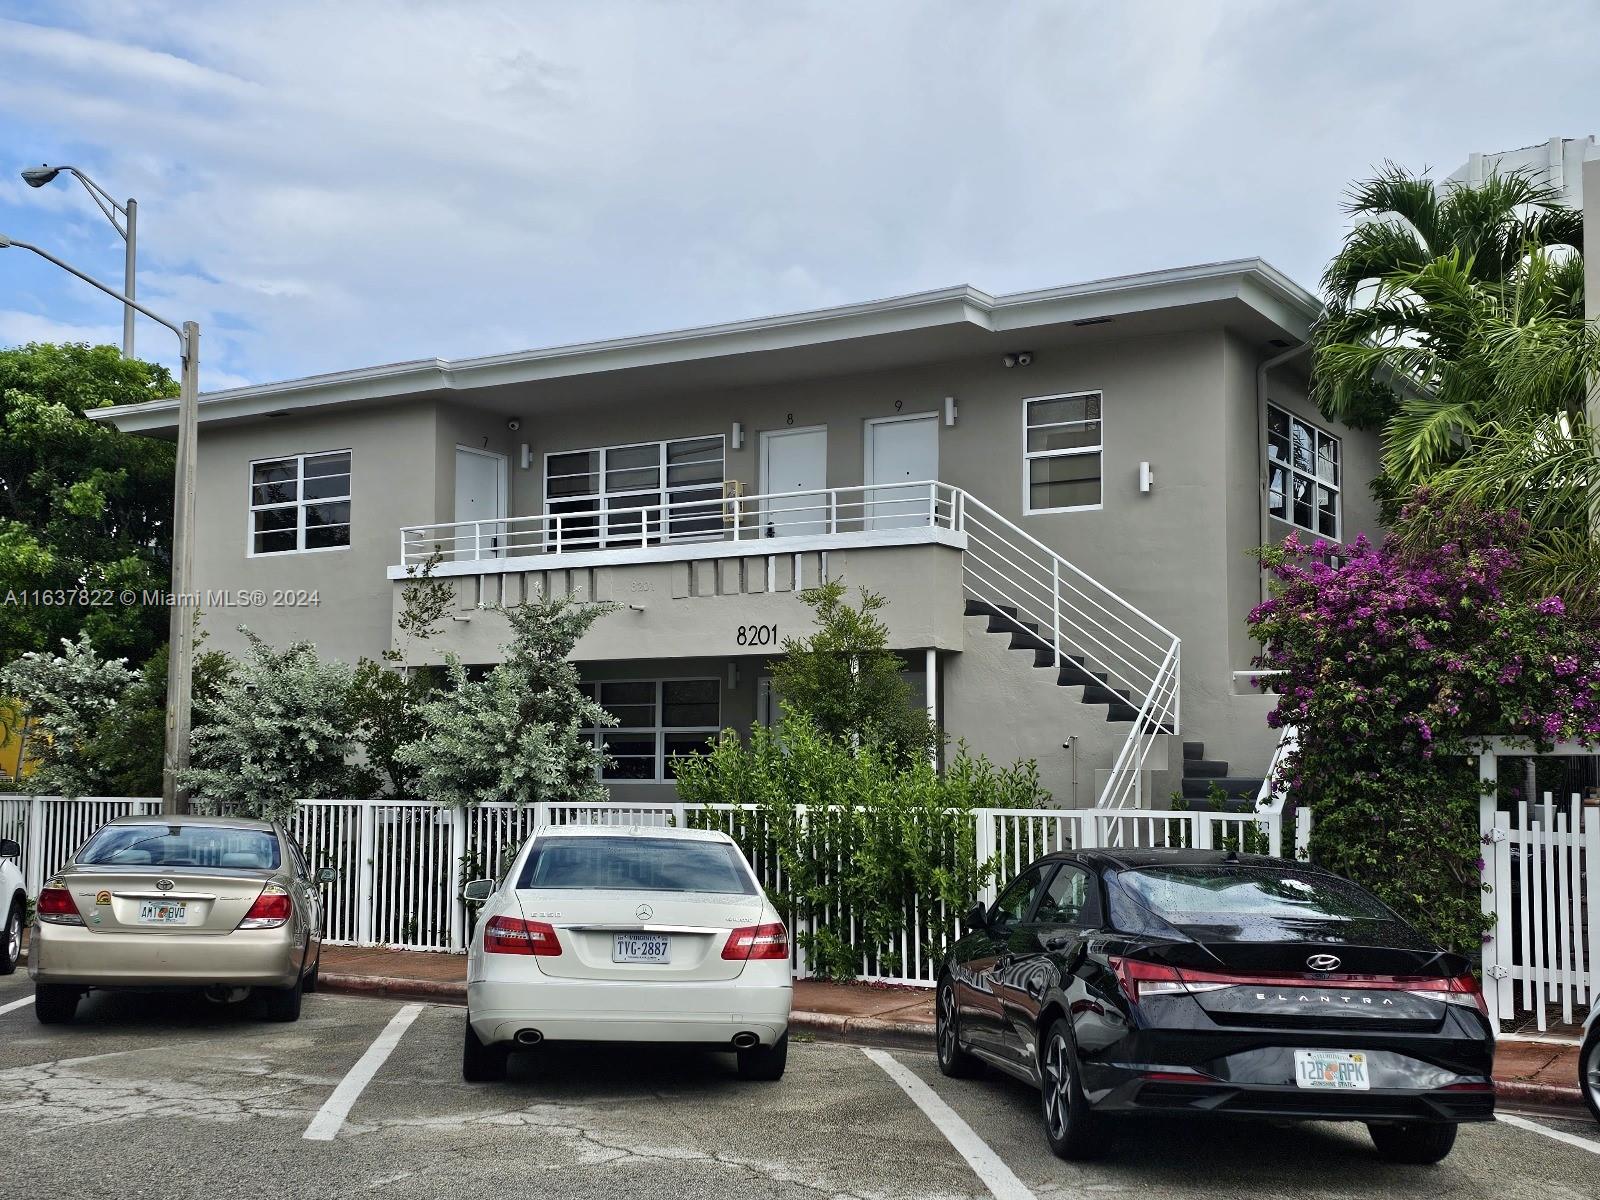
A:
[302, 1003, 424, 1141]
[1497, 1112, 1600, 1156]
[862, 1047, 1037, 1200]
[0, 994, 31, 1017]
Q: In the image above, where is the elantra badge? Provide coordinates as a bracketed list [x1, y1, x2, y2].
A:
[635, 903, 654, 921]
[1306, 953, 1341, 972]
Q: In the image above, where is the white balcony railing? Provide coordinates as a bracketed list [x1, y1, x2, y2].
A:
[396, 478, 1180, 809]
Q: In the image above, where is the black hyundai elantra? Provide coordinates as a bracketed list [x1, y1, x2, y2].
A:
[937, 848, 1493, 1164]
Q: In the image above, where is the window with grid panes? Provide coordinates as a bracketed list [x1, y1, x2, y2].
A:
[1024, 393, 1102, 513]
[544, 437, 724, 549]
[1266, 405, 1340, 538]
[578, 679, 721, 781]
[248, 451, 351, 554]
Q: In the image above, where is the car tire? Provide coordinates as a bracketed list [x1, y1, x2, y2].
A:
[1039, 1017, 1100, 1161]
[736, 1032, 788, 1081]
[1579, 1021, 1600, 1126]
[302, 948, 321, 995]
[1367, 1121, 1458, 1164]
[261, 971, 304, 1023]
[936, 977, 982, 1078]
[462, 1016, 509, 1082]
[0, 900, 21, 976]
[34, 984, 79, 1025]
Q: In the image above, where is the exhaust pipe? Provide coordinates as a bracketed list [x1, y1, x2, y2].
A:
[515, 1028, 544, 1046]
[731, 1032, 759, 1049]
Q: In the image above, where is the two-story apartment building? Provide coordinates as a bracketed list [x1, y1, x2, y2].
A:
[97, 259, 1379, 809]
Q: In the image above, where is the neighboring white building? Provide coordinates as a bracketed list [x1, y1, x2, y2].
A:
[1444, 136, 1595, 208]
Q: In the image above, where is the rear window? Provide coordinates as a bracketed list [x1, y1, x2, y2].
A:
[1116, 865, 1391, 925]
[78, 825, 282, 870]
[518, 836, 756, 895]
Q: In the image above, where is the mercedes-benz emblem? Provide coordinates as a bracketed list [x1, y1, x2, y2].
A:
[155, 878, 175, 892]
[635, 903, 654, 921]
[1306, 953, 1341, 972]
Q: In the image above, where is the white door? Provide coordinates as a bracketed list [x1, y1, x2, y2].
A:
[865, 413, 938, 530]
[454, 446, 507, 559]
[759, 426, 827, 537]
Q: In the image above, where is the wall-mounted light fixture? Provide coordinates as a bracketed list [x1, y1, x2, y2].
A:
[727, 662, 740, 690]
[944, 396, 957, 427]
[1139, 461, 1154, 494]
[731, 421, 744, 450]
[520, 443, 532, 470]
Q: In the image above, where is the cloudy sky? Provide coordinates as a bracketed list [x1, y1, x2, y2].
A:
[1, 1, 1596, 392]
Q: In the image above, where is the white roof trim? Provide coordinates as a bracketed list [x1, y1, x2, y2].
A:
[94, 258, 1320, 434]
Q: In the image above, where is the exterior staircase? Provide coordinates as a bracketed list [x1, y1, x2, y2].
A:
[1179, 740, 1261, 813]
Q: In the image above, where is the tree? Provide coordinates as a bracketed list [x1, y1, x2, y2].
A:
[1313, 166, 1582, 432]
[0, 633, 136, 797]
[771, 580, 938, 763]
[0, 343, 178, 666]
[180, 630, 373, 820]
[394, 595, 616, 808]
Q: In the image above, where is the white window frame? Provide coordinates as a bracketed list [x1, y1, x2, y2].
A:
[1022, 391, 1104, 516]
[246, 449, 353, 557]
[1266, 403, 1341, 539]
[580, 677, 722, 784]
[543, 435, 726, 549]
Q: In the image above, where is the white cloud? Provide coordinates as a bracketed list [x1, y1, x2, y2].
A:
[0, 308, 121, 347]
[0, 0, 1595, 392]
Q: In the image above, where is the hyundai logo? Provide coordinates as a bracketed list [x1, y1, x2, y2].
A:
[155, 878, 175, 892]
[635, 903, 654, 921]
[1306, 953, 1341, 972]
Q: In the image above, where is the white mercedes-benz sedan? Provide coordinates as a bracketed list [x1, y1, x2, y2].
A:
[461, 824, 792, 1082]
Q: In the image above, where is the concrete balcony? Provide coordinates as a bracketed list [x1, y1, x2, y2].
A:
[386, 483, 970, 664]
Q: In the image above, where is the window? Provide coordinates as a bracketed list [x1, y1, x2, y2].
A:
[579, 678, 721, 782]
[1267, 405, 1340, 538]
[1034, 865, 1099, 926]
[1115, 865, 1392, 926]
[989, 867, 1047, 934]
[517, 836, 756, 895]
[1024, 392, 1102, 513]
[545, 437, 725, 549]
[249, 450, 351, 554]
[78, 824, 281, 870]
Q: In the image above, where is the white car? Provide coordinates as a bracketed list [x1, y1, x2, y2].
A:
[462, 824, 792, 1082]
[1, 837, 24, 976]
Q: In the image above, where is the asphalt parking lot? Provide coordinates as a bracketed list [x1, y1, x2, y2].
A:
[1, 971, 1596, 1200]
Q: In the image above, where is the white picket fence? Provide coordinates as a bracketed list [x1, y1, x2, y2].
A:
[0, 794, 1308, 986]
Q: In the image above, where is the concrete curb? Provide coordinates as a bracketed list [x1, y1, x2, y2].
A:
[1494, 1079, 1588, 1112]
[318, 972, 936, 1050]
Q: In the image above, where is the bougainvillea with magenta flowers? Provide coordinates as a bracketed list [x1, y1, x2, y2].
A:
[1248, 503, 1600, 955]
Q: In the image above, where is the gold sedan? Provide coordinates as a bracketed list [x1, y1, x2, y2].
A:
[29, 815, 335, 1023]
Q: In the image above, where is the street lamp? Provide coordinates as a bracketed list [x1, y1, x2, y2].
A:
[0, 231, 198, 815]
[21, 164, 138, 360]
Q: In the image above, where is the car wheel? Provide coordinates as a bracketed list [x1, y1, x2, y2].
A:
[0, 901, 21, 976]
[261, 971, 304, 1023]
[736, 1032, 788, 1081]
[302, 947, 322, 995]
[462, 1016, 509, 1082]
[1039, 1018, 1100, 1160]
[1367, 1121, 1458, 1164]
[34, 984, 80, 1025]
[1580, 1022, 1600, 1126]
[936, 977, 981, 1078]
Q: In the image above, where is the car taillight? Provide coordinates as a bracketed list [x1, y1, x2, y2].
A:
[238, 883, 293, 929]
[483, 916, 561, 956]
[722, 922, 788, 961]
[1405, 972, 1490, 1017]
[1111, 957, 1186, 1004]
[36, 885, 83, 926]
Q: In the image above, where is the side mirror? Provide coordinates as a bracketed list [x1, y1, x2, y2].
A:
[964, 901, 989, 932]
[0, 839, 19, 860]
[462, 878, 495, 902]
[315, 866, 339, 885]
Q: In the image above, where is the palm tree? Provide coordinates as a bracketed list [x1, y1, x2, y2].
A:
[1313, 165, 1582, 430]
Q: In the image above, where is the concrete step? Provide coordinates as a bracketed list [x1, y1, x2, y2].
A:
[1183, 759, 1230, 778]
[1182, 741, 1206, 761]
[1181, 776, 1263, 801]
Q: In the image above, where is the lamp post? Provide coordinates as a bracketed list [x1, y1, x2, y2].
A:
[21, 165, 138, 360]
[0, 232, 198, 815]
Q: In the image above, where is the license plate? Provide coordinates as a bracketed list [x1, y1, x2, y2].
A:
[1293, 1049, 1370, 1090]
[137, 900, 187, 925]
[612, 933, 670, 963]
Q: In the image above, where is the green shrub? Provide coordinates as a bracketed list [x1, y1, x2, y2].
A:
[674, 715, 1045, 980]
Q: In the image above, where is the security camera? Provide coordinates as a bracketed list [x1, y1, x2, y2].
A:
[1003, 351, 1035, 368]
[506, 418, 522, 432]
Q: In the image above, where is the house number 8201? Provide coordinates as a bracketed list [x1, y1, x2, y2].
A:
[736, 624, 778, 646]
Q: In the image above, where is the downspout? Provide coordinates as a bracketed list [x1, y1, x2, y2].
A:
[1256, 341, 1313, 609]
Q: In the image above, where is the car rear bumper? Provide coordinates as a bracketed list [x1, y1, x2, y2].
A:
[1103, 1077, 1495, 1122]
[467, 976, 793, 1047]
[28, 921, 303, 988]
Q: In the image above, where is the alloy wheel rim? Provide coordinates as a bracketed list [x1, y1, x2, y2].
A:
[1586, 1038, 1600, 1106]
[937, 986, 956, 1062]
[1041, 1035, 1071, 1140]
[5, 912, 17, 962]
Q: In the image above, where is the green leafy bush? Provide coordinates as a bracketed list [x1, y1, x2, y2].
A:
[674, 715, 1044, 979]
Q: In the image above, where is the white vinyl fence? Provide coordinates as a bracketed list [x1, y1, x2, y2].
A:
[2, 794, 1309, 986]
